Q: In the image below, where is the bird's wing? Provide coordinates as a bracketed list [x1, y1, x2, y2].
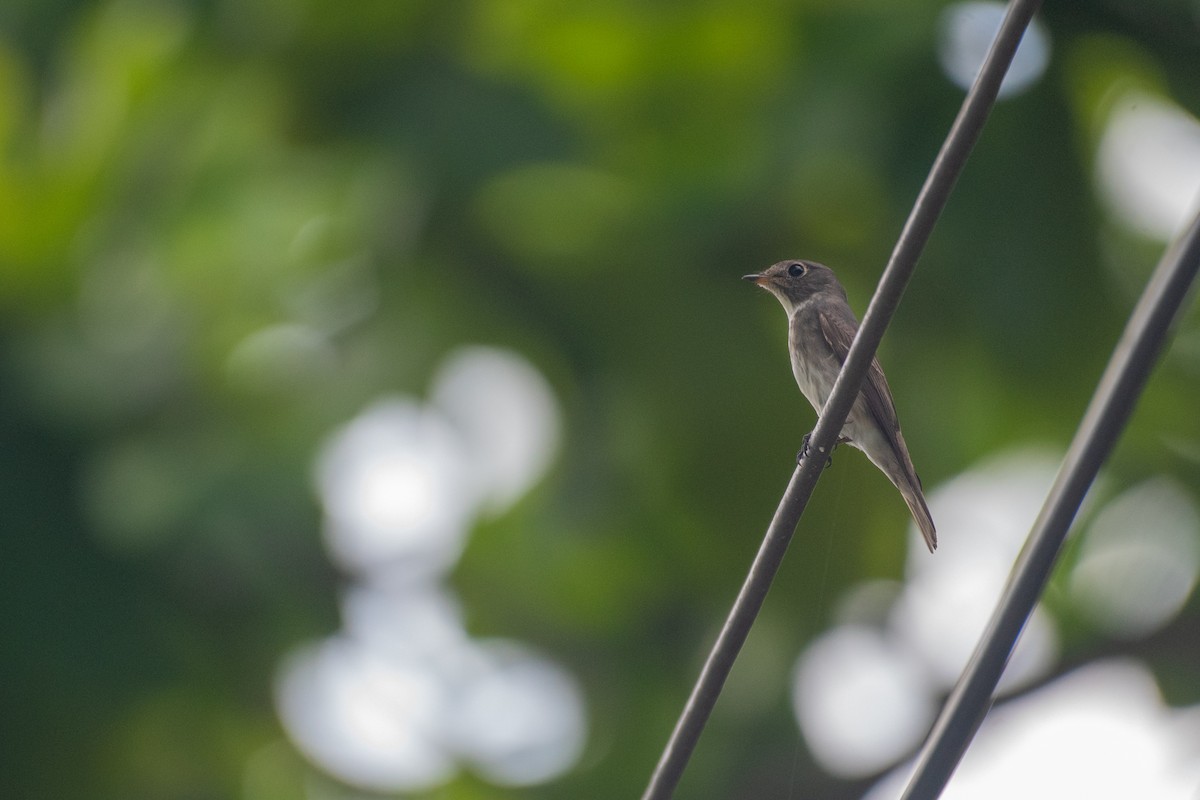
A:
[817, 307, 905, 451]
[819, 306, 933, 547]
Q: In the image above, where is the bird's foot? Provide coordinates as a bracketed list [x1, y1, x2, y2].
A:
[797, 433, 835, 470]
[796, 433, 810, 465]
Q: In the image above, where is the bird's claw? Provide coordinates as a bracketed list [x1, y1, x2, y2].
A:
[797, 433, 835, 470]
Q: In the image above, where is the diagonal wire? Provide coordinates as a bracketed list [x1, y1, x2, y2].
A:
[640, 1, 1044, 797]
[900, 207, 1200, 800]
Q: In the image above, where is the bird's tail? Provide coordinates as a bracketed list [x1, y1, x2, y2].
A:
[899, 482, 937, 552]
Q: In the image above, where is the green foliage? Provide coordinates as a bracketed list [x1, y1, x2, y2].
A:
[1, 2, 1198, 798]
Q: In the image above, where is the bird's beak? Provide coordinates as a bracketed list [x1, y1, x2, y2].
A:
[742, 273, 766, 286]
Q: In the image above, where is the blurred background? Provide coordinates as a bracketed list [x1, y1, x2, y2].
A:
[2, 1, 1200, 798]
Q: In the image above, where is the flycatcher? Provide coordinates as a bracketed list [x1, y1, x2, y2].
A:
[744, 259, 937, 552]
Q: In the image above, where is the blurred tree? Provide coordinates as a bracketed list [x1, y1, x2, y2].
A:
[1, 1, 1198, 799]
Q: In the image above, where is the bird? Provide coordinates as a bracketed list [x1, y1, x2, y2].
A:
[743, 259, 937, 552]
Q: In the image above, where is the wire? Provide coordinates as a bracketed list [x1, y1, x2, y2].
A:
[900, 207, 1200, 800]
[640, 1, 1045, 797]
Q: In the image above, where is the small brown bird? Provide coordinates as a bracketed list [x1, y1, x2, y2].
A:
[744, 259, 937, 552]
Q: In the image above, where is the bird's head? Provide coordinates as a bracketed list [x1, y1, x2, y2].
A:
[742, 259, 845, 314]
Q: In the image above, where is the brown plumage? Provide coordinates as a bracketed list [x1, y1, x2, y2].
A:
[744, 259, 937, 552]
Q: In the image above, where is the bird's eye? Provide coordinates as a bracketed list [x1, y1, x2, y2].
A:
[787, 262, 805, 277]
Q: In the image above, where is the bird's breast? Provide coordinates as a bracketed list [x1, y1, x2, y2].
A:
[787, 331, 837, 412]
